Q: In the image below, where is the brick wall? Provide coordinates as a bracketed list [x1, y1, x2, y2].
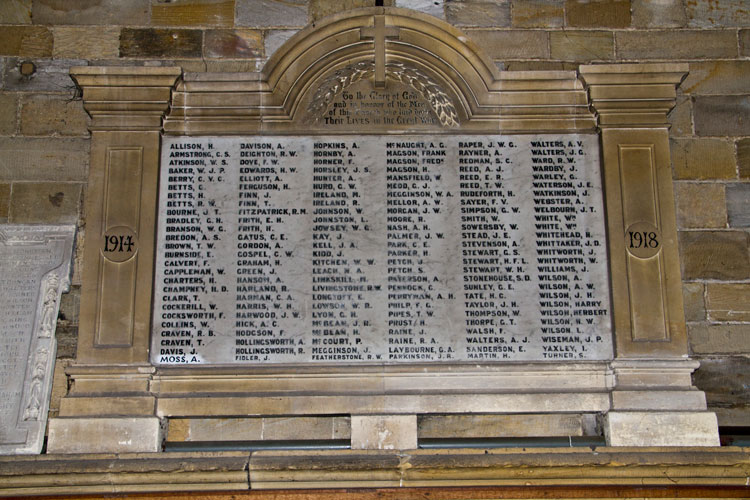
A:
[1, 0, 747, 425]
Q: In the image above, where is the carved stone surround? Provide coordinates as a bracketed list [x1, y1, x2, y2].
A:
[48, 8, 718, 453]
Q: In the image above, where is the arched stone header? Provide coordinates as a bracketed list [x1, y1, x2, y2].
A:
[164, 7, 594, 134]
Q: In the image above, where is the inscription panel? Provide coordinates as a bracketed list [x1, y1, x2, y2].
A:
[0, 225, 75, 454]
[152, 136, 612, 365]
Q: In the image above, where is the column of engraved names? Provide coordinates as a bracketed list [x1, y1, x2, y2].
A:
[0, 273, 31, 436]
[158, 142, 221, 364]
[236, 141, 306, 363]
[459, 140, 529, 360]
[531, 139, 607, 359]
[385, 140, 455, 361]
[0, 246, 55, 439]
[311, 140, 374, 362]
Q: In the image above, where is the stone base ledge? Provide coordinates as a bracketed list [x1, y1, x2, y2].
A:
[0, 451, 248, 497]
[604, 412, 720, 447]
[0, 448, 748, 496]
[47, 417, 163, 454]
[351, 415, 417, 450]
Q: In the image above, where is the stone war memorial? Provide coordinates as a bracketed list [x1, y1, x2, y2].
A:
[0, 225, 75, 454]
[1, 4, 750, 498]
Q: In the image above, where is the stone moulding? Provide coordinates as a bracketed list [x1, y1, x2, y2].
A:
[55, 6, 722, 454]
[70, 66, 182, 131]
[149, 363, 615, 418]
[162, 7, 594, 134]
[580, 63, 690, 127]
[0, 448, 749, 496]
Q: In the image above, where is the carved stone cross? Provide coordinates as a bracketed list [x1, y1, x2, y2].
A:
[360, 15, 400, 88]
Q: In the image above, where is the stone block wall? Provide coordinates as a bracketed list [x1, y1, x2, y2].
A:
[1, 0, 747, 426]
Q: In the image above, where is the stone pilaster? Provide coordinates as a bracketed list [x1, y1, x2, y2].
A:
[47, 67, 181, 454]
[580, 64, 719, 446]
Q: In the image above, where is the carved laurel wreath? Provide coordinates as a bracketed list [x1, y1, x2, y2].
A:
[308, 61, 459, 128]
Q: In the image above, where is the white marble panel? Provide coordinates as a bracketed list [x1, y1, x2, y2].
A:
[0, 225, 75, 454]
[152, 135, 612, 365]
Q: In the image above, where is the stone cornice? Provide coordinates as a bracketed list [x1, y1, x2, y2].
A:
[579, 63, 689, 128]
[68, 7, 596, 135]
[70, 66, 182, 131]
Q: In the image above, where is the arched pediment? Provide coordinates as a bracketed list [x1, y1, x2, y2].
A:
[164, 7, 594, 134]
[262, 8, 497, 123]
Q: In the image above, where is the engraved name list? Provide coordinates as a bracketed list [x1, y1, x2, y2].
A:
[151, 135, 612, 365]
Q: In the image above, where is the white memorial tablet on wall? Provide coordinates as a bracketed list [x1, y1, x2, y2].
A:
[151, 135, 612, 365]
[0, 225, 75, 454]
